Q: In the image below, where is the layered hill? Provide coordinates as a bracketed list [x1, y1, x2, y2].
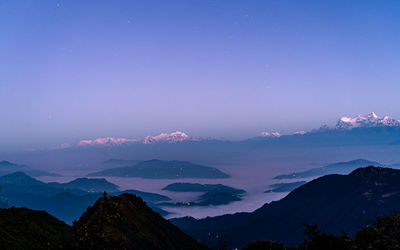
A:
[172, 166, 400, 248]
[48, 177, 119, 193]
[0, 160, 61, 177]
[0, 172, 170, 223]
[88, 159, 229, 179]
[161, 183, 246, 206]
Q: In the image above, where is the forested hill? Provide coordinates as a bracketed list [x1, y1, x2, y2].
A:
[172, 166, 400, 248]
[0, 193, 206, 250]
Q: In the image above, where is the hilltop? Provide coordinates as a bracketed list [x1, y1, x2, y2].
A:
[172, 166, 400, 248]
[88, 159, 229, 179]
[0, 194, 206, 249]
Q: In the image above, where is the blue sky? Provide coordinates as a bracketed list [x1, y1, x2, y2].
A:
[0, 0, 399, 150]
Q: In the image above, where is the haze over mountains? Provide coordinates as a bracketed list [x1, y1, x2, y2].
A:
[1, 114, 400, 248]
[1, 113, 400, 221]
[3, 0, 400, 247]
[46, 113, 400, 149]
[6, 112, 397, 170]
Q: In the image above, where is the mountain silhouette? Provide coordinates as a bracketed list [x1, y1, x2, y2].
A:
[172, 166, 400, 248]
[0, 193, 206, 249]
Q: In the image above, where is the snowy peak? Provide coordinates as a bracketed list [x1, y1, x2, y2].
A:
[335, 113, 400, 130]
[142, 131, 189, 144]
[78, 137, 140, 146]
[259, 131, 281, 138]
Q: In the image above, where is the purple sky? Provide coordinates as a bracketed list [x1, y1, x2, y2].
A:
[1, 0, 400, 151]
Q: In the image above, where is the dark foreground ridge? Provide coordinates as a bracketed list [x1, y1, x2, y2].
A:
[172, 166, 400, 248]
[0, 207, 73, 249]
[0, 193, 206, 250]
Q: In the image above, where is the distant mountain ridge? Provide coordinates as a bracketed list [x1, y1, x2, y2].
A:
[48, 112, 400, 150]
[48, 178, 119, 193]
[77, 131, 200, 147]
[0, 160, 61, 177]
[274, 159, 381, 179]
[88, 159, 230, 179]
[335, 112, 400, 130]
[102, 159, 141, 166]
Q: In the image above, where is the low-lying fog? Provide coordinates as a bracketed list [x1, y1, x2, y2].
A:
[30, 144, 400, 219]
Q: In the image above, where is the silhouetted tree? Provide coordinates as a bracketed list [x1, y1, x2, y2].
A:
[298, 223, 352, 250]
[353, 212, 400, 250]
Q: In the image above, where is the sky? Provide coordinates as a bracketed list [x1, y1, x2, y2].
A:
[0, 0, 400, 151]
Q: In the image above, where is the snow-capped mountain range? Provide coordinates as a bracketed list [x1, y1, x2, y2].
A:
[258, 113, 400, 138]
[77, 131, 191, 147]
[335, 112, 400, 130]
[59, 113, 400, 149]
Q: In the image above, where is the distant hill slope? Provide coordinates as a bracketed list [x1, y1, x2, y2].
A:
[274, 159, 380, 179]
[48, 177, 119, 193]
[102, 158, 141, 166]
[265, 181, 307, 193]
[0, 207, 73, 249]
[74, 193, 207, 249]
[0, 171, 46, 186]
[0, 194, 206, 249]
[172, 166, 400, 248]
[0, 160, 61, 177]
[161, 183, 246, 206]
[88, 159, 230, 179]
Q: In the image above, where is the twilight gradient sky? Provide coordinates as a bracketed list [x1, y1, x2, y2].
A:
[0, 0, 400, 151]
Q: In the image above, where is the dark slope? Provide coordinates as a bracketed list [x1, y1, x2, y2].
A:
[73, 193, 207, 250]
[172, 166, 400, 248]
[265, 181, 307, 192]
[0, 207, 73, 249]
[88, 159, 229, 179]
[0, 194, 206, 249]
